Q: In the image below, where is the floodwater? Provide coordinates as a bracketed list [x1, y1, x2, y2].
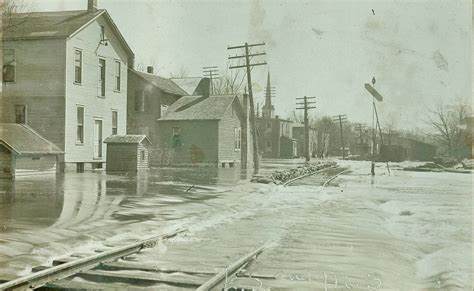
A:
[0, 160, 472, 290]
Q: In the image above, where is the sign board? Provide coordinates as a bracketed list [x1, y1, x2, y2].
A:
[364, 83, 383, 102]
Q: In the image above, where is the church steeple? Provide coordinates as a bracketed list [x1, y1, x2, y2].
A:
[262, 71, 274, 119]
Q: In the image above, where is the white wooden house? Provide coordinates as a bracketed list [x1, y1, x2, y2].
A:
[1, 0, 134, 172]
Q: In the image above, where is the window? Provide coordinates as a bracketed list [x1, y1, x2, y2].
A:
[234, 127, 241, 150]
[98, 58, 105, 97]
[3, 49, 15, 82]
[140, 150, 146, 162]
[100, 25, 105, 40]
[112, 111, 118, 135]
[114, 61, 121, 91]
[172, 127, 181, 148]
[74, 49, 82, 84]
[266, 140, 272, 151]
[76, 106, 84, 144]
[135, 90, 145, 112]
[14, 105, 26, 124]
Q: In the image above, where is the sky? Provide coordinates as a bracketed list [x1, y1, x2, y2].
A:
[24, 0, 471, 130]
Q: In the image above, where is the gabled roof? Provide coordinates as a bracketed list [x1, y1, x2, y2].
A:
[104, 135, 151, 145]
[3, 9, 134, 65]
[130, 69, 187, 96]
[170, 78, 209, 95]
[0, 123, 63, 155]
[159, 95, 239, 121]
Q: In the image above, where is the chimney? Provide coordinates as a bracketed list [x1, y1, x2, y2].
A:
[146, 66, 154, 74]
[88, 0, 97, 12]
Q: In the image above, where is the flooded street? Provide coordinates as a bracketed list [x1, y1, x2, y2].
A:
[0, 160, 472, 290]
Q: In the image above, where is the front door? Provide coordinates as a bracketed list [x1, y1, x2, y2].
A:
[94, 119, 103, 159]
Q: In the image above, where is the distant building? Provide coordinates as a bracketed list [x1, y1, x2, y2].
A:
[380, 137, 437, 162]
[104, 135, 151, 173]
[126, 67, 190, 165]
[1, 0, 134, 172]
[292, 126, 317, 158]
[256, 72, 296, 158]
[157, 95, 250, 167]
[0, 123, 63, 179]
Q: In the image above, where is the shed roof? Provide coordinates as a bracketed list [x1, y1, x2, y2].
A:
[170, 78, 207, 95]
[0, 123, 63, 155]
[104, 135, 151, 145]
[159, 95, 238, 121]
[130, 69, 187, 96]
[3, 9, 134, 65]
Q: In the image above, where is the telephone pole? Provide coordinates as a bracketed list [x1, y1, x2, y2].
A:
[296, 96, 316, 162]
[228, 42, 266, 174]
[202, 66, 219, 95]
[333, 114, 348, 160]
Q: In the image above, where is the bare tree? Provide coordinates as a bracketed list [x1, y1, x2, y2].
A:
[382, 113, 399, 145]
[1, 0, 32, 32]
[213, 62, 246, 94]
[168, 65, 189, 79]
[427, 101, 471, 159]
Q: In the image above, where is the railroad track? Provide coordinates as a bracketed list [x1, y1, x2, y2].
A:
[0, 168, 349, 291]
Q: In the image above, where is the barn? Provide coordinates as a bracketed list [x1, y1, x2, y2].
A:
[0, 123, 63, 179]
[103, 135, 151, 173]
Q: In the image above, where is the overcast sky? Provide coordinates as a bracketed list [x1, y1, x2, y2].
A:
[25, 0, 471, 129]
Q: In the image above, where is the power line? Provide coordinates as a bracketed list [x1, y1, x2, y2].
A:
[228, 42, 267, 174]
[296, 96, 317, 162]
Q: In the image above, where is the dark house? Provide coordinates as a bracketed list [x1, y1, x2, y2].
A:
[380, 137, 437, 162]
[157, 95, 248, 167]
[127, 67, 211, 166]
[0, 123, 63, 179]
[104, 135, 151, 173]
[256, 73, 296, 158]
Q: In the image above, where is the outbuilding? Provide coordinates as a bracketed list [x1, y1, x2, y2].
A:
[103, 135, 151, 173]
[0, 123, 63, 179]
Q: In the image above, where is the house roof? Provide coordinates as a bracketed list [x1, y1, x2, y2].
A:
[159, 95, 239, 121]
[104, 135, 151, 145]
[3, 9, 134, 65]
[130, 69, 187, 96]
[170, 78, 208, 95]
[0, 123, 63, 155]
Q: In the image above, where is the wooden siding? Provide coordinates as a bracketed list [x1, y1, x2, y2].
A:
[1, 39, 66, 149]
[64, 15, 128, 163]
[15, 155, 57, 176]
[218, 100, 242, 163]
[157, 120, 218, 165]
[136, 143, 149, 170]
[105, 144, 137, 172]
[0, 145, 12, 179]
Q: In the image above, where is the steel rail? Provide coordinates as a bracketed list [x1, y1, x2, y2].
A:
[282, 164, 338, 186]
[196, 241, 273, 291]
[0, 228, 186, 290]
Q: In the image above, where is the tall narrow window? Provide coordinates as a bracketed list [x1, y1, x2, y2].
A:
[234, 127, 241, 150]
[3, 49, 15, 82]
[114, 60, 121, 91]
[76, 106, 84, 144]
[111, 110, 118, 135]
[172, 127, 181, 148]
[14, 105, 26, 124]
[74, 49, 82, 84]
[100, 25, 105, 40]
[98, 58, 106, 97]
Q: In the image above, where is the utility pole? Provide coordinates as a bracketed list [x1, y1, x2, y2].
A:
[364, 77, 384, 175]
[333, 114, 348, 160]
[202, 66, 219, 95]
[296, 96, 316, 162]
[228, 42, 266, 174]
[354, 123, 366, 156]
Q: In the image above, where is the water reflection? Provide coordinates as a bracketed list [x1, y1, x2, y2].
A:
[0, 166, 247, 232]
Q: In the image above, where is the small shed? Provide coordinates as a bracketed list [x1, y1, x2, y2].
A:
[0, 123, 63, 179]
[104, 135, 152, 173]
